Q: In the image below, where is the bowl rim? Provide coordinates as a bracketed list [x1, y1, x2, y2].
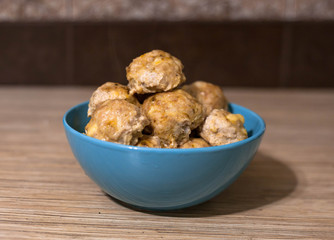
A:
[63, 101, 266, 154]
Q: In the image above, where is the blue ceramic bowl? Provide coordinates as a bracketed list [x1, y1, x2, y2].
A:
[63, 101, 265, 210]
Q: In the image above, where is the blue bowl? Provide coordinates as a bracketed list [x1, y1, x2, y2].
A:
[63, 101, 265, 210]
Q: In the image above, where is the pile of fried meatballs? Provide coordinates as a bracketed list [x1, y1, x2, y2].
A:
[85, 50, 248, 149]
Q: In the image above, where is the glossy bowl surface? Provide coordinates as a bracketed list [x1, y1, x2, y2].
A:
[63, 101, 265, 210]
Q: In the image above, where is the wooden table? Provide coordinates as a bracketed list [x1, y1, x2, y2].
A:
[0, 87, 333, 239]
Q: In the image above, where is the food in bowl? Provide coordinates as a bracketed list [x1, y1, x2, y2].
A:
[87, 82, 140, 117]
[85, 49, 248, 148]
[63, 49, 266, 210]
[85, 99, 149, 145]
[63, 101, 266, 210]
[182, 80, 229, 116]
[200, 109, 248, 146]
[137, 135, 162, 148]
[142, 89, 205, 148]
[180, 138, 210, 149]
[126, 49, 186, 94]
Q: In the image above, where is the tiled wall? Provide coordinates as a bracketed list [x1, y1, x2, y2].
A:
[0, 22, 333, 87]
[1, 0, 334, 21]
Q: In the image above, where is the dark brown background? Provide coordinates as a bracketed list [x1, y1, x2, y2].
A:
[0, 22, 333, 87]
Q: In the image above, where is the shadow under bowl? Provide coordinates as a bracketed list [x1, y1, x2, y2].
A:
[63, 101, 265, 211]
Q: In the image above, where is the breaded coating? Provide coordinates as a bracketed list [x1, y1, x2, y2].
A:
[142, 89, 204, 148]
[87, 82, 139, 117]
[137, 135, 162, 148]
[200, 109, 248, 146]
[126, 50, 186, 95]
[183, 81, 228, 116]
[180, 138, 210, 149]
[85, 99, 149, 145]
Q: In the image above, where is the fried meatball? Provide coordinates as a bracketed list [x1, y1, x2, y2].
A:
[85, 99, 149, 145]
[87, 82, 139, 117]
[142, 89, 204, 148]
[137, 135, 162, 148]
[180, 138, 210, 149]
[126, 50, 186, 95]
[200, 109, 247, 146]
[183, 81, 228, 116]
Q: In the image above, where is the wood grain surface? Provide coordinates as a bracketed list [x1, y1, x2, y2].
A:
[0, 87, 333, 239]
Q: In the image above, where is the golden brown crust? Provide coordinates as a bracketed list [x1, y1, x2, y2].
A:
[142, 89, 205, 148]
[137, 135, 162, 148]
[180, 138, 210, 149]
[126, 50, 186, 95]
[200, 109, 247, 146]
[183, 81, 228, 116]
[88, 82, 140, 117]
[85, 99, 149, 145]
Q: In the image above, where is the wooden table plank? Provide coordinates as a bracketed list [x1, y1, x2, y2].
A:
[0, 87, 333, 239]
